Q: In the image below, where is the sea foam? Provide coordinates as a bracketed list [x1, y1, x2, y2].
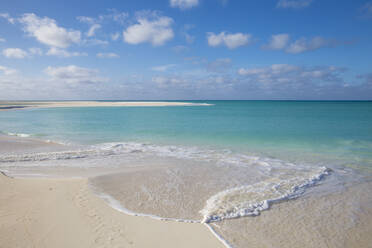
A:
[0, 140, 332, 227]
[200, 167, 331, 223]
[5, 132, 31, 138]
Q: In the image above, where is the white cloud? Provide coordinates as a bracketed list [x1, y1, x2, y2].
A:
[238, 64, 345, 88]
[0, 13, 15, 24]
[152, 76, 189, 88]
[262, 34, 290, 50]
[0, 66, 112, 100]
[207, 32, 252, 49]
[184, 56, 207, 65]
[151, 76, 169, 85]
[286, 36, 331, 54]
[108, 11, 129, 25]
[232, 64, 372, 100]
[2, 47, 44, 58]
[44, 65, 108, 84]
[96, 52, 119, 58]
[0, 65, 17, 75]
[262, 35, 336, 54]
[151, 64, 176, 72]
[358, 73, 372, 86]
[2, 48, 28, 58]
[76, 16, 95, 25]
[85, 39, 109, 46]
[29, 47, 43, 55]
[182, 24, 195, 44]
[239, 64, 299, 76]
[184, 33, 195, 44]
[0, 64, 370, 100]
[277, 0, 313, 9]
[86, 24, 101, 37]
[0, 37, 5, 42]
[123, 14, 174, 46]
[170, 0, 199, 10]
[77, 15, 109, 42]
[150, 74, 235, 94]
[77, 10, 129, 26]
[19, 13, 81, 48]
[111, 32, 120, 41]
[46, 47, 87, 57]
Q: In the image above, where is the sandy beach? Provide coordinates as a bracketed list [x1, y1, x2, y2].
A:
[0, 174, 225, 248]
[0, 135, 224, 248]
[1, 103, 372, 248]
[1, 0, 371, 246]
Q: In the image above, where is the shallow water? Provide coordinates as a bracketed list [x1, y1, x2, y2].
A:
[1, 101, 372, 167]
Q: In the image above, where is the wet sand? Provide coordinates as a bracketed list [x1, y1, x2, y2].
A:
[0, 135, 224, 248]
[90, 161, 263, 222]
[1, 135, 372, 248]
[0, 134, 65, 155]
[91, 164, 372, 248]
[211, 179, 372, 248]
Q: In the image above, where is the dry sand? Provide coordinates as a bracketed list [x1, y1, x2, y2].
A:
[0, 174, 224, 248]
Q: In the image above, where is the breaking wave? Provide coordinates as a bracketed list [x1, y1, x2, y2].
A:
[0, 140, 332, 226]
[2, 132, 32, 138]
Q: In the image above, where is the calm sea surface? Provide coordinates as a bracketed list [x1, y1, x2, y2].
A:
[1, 101, 371, 170]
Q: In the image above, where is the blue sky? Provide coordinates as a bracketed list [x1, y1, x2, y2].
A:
[0, 0, 372, 100]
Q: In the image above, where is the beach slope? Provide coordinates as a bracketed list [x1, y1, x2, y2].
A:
[0, 174, 224, 248]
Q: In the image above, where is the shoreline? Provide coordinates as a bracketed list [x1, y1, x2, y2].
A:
[1, 130, 372, 248]
[0, 135, 225, 248]
[0, 171, 225, 248]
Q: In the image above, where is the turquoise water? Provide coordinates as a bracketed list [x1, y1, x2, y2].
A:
[1, 101, 372, 169]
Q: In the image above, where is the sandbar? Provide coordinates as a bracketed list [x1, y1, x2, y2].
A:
[0, 101, 212, 111]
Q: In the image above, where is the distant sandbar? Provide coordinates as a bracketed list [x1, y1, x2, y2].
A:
[0, 101, 212, 110]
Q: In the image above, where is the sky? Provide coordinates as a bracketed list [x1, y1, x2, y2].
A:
[0, 0, 372, 100]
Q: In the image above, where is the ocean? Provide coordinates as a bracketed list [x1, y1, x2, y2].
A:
[1, 100, 372, 247]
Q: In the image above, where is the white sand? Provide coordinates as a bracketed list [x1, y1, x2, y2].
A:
[0, 101, 212, 111]
[0, 174, 224, 248]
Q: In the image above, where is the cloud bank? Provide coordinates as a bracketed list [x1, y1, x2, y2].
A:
[44, 65, 108, 84]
